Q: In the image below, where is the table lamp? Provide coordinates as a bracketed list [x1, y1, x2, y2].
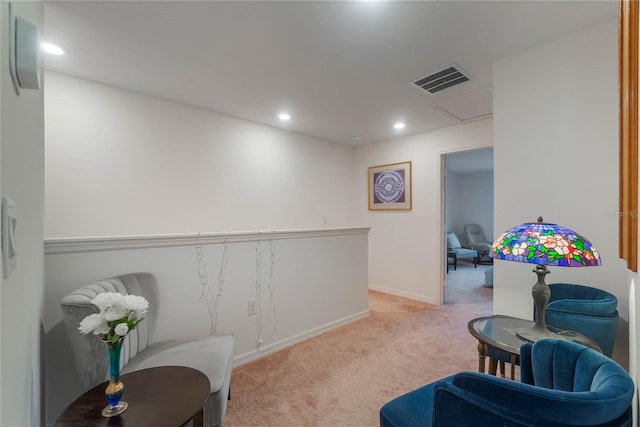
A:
[489, 217, 601, 342]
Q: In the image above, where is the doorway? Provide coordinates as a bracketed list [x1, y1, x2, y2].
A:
[442, 148, 494, 305]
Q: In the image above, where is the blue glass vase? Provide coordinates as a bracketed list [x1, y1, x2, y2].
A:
[101, 338, 128, 417]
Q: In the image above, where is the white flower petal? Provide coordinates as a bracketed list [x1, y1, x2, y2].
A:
[114, 323, 130, 336]
[81, 292, 150, 340]
[78, 313, 108, 335]
[91, 292, 126, 310]
[124, 295, 149, 313]
[103, 307, 129, 321]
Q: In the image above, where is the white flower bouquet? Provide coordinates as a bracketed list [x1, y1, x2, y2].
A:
[79, 292, 149, 343]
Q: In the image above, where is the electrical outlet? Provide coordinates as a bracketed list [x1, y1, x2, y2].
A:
[248, 298, 257, 316]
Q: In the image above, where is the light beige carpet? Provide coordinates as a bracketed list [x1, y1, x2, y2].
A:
[445, 263, 493, 304]
[224, 274, 492, 427]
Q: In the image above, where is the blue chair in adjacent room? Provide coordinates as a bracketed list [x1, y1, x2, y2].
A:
[379, 339, 634, 427]
[446, 232, 477, 268]
[463, 223, 492, 256]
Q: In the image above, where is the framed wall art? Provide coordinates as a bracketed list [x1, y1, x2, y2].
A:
[368, 161, 412, 211]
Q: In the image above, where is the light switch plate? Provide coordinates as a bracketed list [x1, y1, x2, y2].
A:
[2, 196, 17, 279]
[15, 15, 40, 89]
[9, 3, 41, 94]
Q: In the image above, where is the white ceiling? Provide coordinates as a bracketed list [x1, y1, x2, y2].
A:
[42, 1, 617, 147]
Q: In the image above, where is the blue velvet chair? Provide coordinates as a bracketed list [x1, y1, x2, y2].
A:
[379, 339, 634, 427]
[487, 283, 619, 377]
[544, 283, 618, 356]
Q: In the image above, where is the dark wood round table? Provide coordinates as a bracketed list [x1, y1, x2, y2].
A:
[55, 366, 210, 427]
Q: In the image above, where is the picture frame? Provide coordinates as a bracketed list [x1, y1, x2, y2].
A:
[368, 161, 412, 211]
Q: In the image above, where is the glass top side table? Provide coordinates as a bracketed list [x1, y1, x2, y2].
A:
[468, 315, 602, 380]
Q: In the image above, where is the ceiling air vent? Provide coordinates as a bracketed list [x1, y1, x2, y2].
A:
[412, 65, 470, 94]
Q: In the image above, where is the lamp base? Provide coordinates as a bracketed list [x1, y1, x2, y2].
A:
[516, 325, 562, 342]
[516, 264, 556, 343]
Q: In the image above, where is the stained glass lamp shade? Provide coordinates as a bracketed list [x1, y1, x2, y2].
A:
[489, 217, 601, 342]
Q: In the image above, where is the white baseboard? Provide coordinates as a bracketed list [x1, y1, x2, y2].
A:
[368, 283, 437, 305]
[232, 309, 370, 366]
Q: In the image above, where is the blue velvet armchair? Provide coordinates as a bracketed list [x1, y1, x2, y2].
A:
[380, 339, 634, 427]
[544, 283, 618, 356]
[487, 283, 619, 376]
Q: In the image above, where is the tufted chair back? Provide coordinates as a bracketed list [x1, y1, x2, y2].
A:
[545, 283, 619, 357]
[518, 339, 634, 425]
[60, 273, 158, 390]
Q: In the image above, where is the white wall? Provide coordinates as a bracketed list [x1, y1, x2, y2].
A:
[446, 170, 494, 241]
[43, 72, 370, 424]
[1, 2, 45, 426]
[45, 71, 353, 238]
[493, 19, 629, 365]
[44, 228, 369, 424]
[351, 118, 493, 303]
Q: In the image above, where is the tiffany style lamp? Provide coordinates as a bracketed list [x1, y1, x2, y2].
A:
[489, 217, 601, 342]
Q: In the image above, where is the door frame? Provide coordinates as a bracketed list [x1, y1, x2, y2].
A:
[437, 145, 493, 305]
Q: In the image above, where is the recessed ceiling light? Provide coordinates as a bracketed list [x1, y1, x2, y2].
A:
[394, 122, 406, 129]
[278, 113, 291, 121]
[41, 42, 64, 56]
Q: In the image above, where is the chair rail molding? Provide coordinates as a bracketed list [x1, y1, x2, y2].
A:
[44, 227, 371, 254]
